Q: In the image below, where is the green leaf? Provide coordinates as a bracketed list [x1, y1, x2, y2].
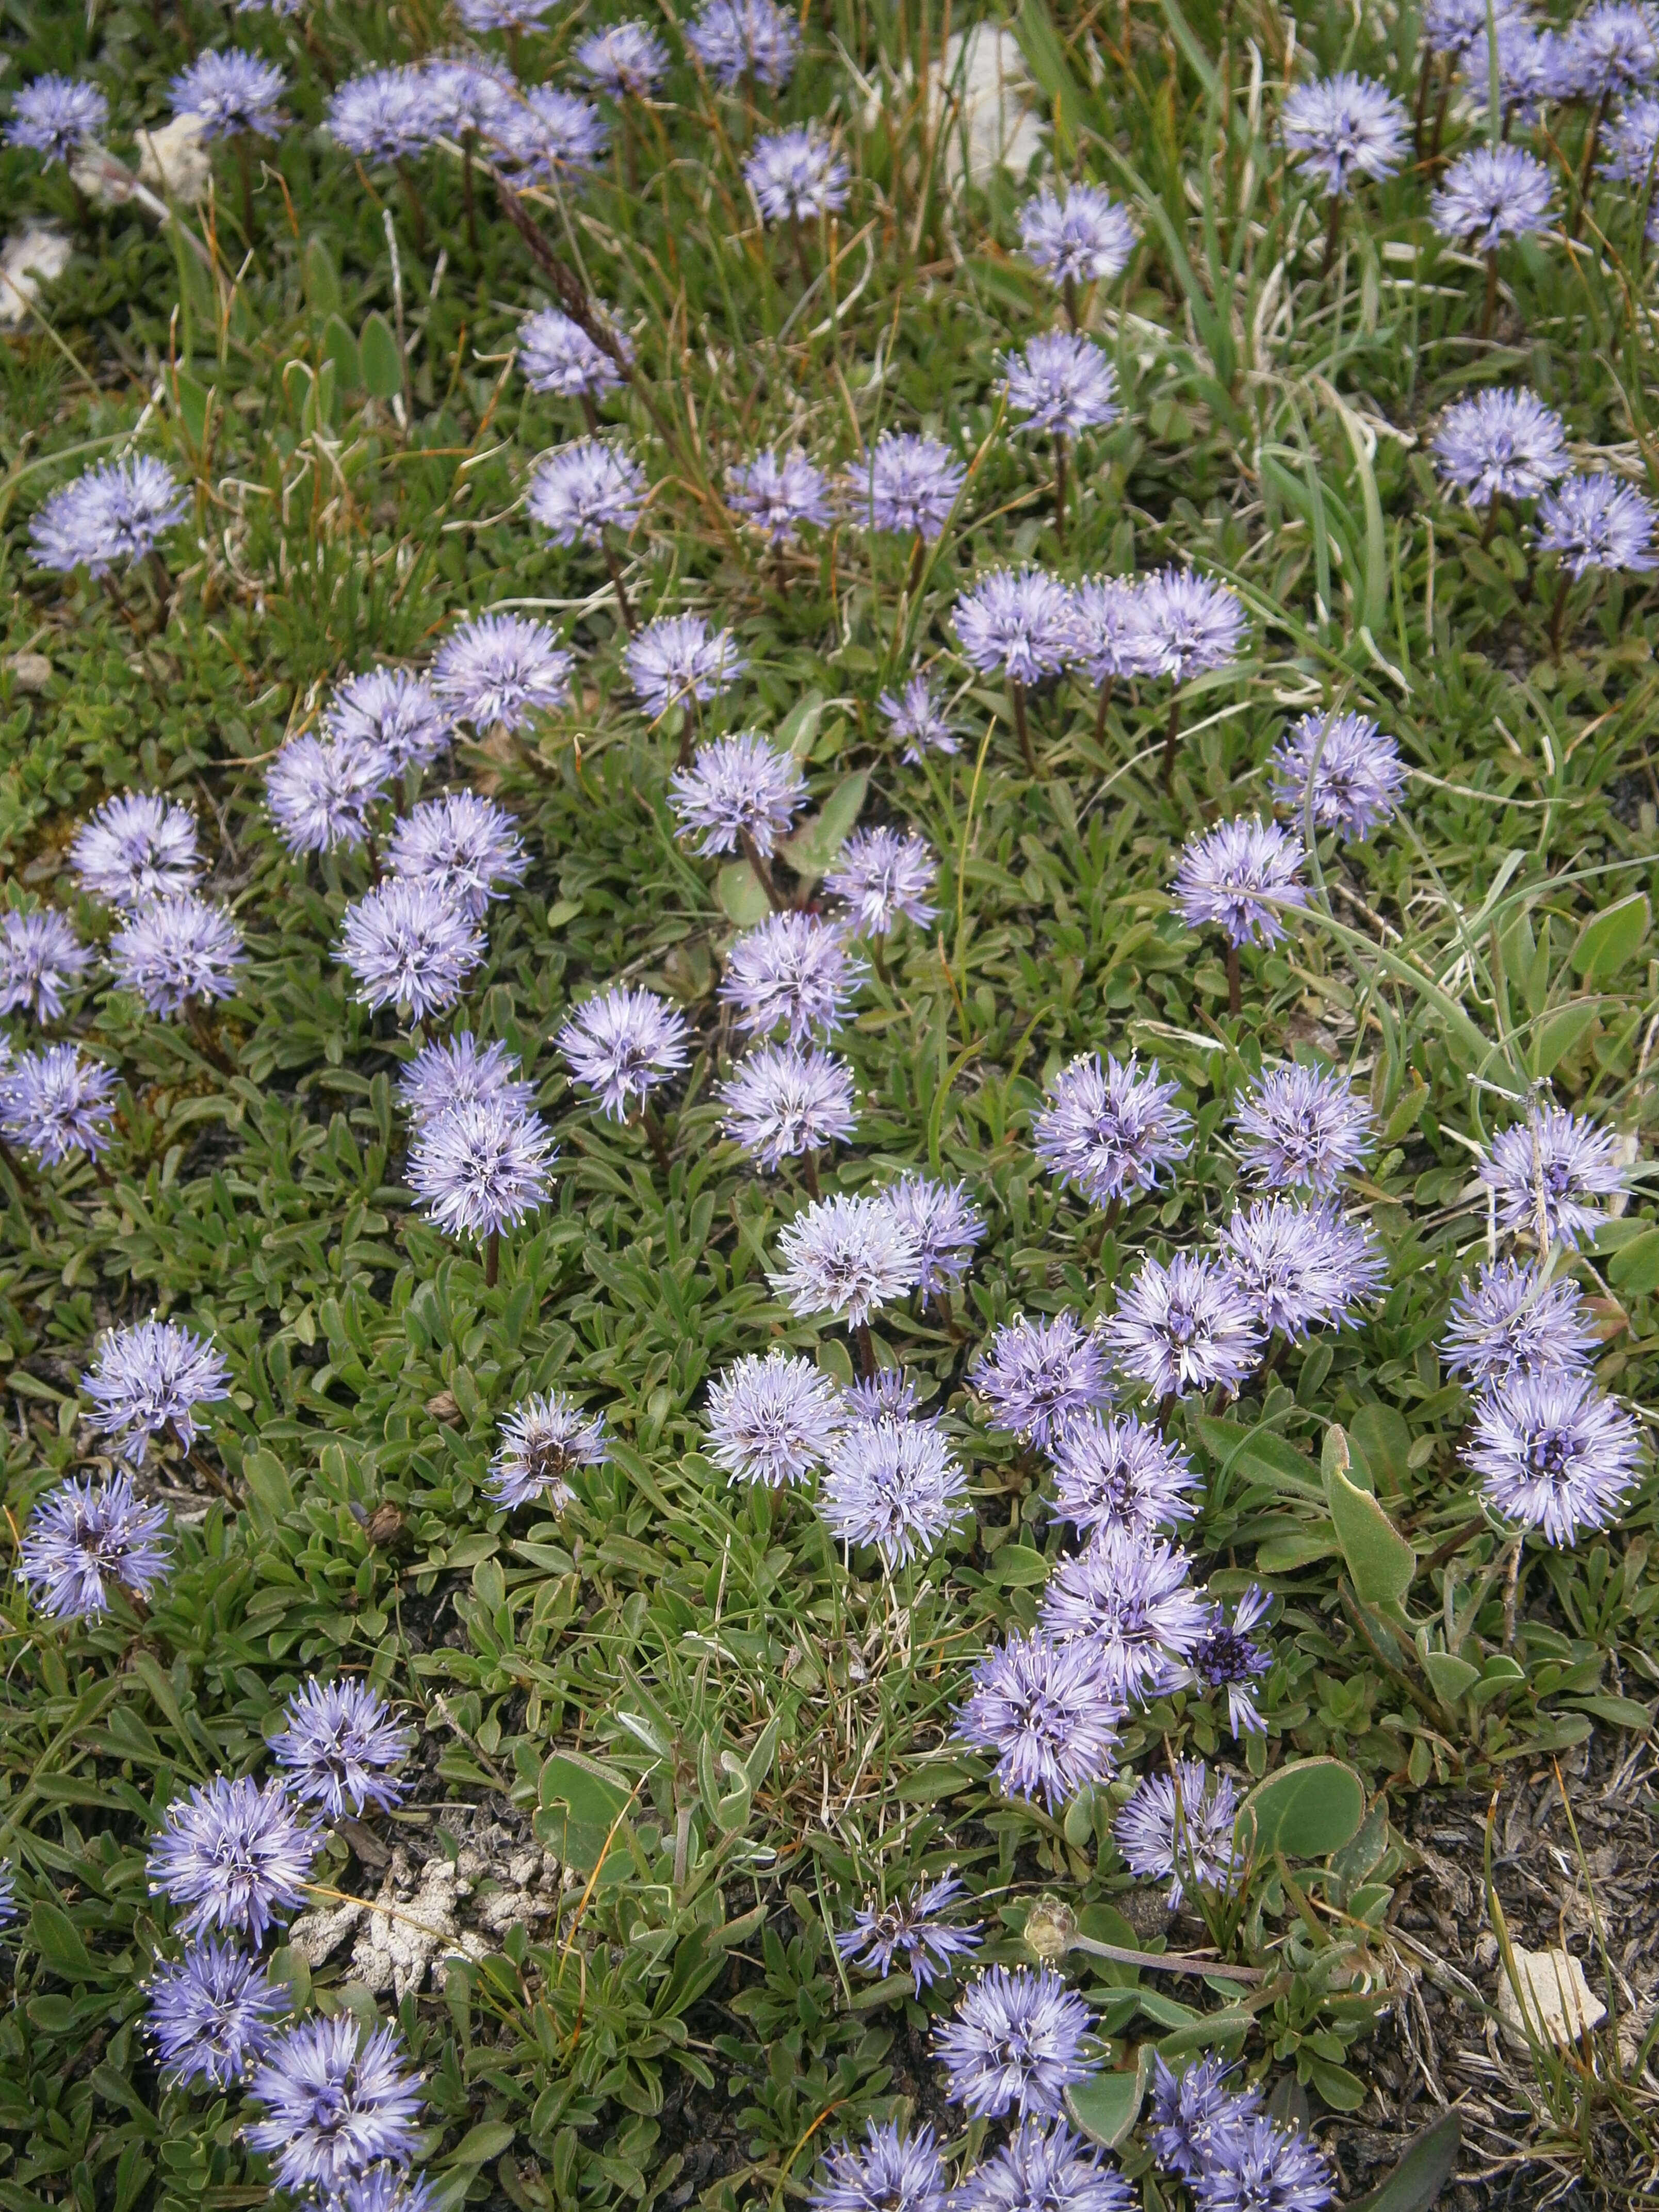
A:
[1194, 1417, 1324, 1500]
[1349, 1403, 1412, 1495]
[1066, 2048, 1153, 2148]
[359, 311, 404, 399]
[303, 236, 341, 317]
[1348, 2111, 1461, 2212]
[242, 1447, 294, 1529]
[1609, 1230, 1659, 1297]
[1562, 1694, 1654, 1732]
[988, 1543, 1050, 1587]
[1238, 1758, 1366, 1861]
[322, 314, 360, 388]
[1571, 894, 1649, 983]
[1531, 998, 1601, 1078]
[1324, 1427, 1415, 1606]
[780, 771, 867, 880]
[534, 1751, 634, 1874]
[1254, 1526, 1340, 1573]
[1156, 2005, 1253, 2057]
[26, 1904, 94, 1982]
[1422, 1652, 1481, 1705]
[716, 860, 772, 925]
[1306, 2058, 1367, 2111]
[441, 2121, 517, 2169]
[893, 1761, 976, 1802]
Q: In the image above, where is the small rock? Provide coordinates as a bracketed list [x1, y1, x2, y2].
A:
[7, 651, 53, 691]
[286, 1898, 364, 1966]
[0, 227, 70, 329]
[134, 115, 213, 204]
[1495, 1945, 1606, 2050]
[425, 1390, 461, 1424]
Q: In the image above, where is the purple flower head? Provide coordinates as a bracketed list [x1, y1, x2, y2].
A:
[809, 2122, 949, 2212]
[720, 1044, 856, 1169]
[489, 1389, 609, 1511]
[0, 1045, 118, 1163]
[558, 985, 689, 1119]
[1442, 1258, 1598, 1390]
[398, 1033, 535, 1127]
[836, 1870, 982, 1995]
[331, 2173, 439, 2212]
[726, 451, 832, 543]
[1603, 91, 1659, 185]
[1108, 1253, 1263, 1398]
[519, 305, 633, 399]
[386, 792, 527, 921]
[705, 1350, 847, 1488]
[1232, 1062, 1373, 1193]
[1134, 566, 1247, 682]
[1040, 1527, 1211, 1701]
[1191, 1585, 1274, 1737]
[745, 126, 850, 222]
[18, 1473, 172, 1620]
[1536, 471, 1659, 576]
[1149, 2055, 1263, 2183]
[1430, 143, 1556, 247]
[686, 0, 802, 91]
[1433, 389, 1570, 508]
[527, 440, 646, 549]
[842, 1367, 921, 1422]
[771, 1192, 921, 1327]
[497, 88, 611, 181]
[1466, 1367, 1642, 1546]
[1069, 576, 1161, 684]
[954, 567, 1075, 687]
[670, 731, 805, 857]
[1271, 709, 1407, 840]
[245, 2018, 422, 2195]
[408, 1098, 555, 1242]
[30, 457, 188, 578]
[148, 1776, 320, 1944]
[433, 614, 573, 733]
[266, 733, 394, 857]
[577, 23, 672, 97]
[1282, 73, 1408, 196]
[850, 433, 966, 541]
[324, 669, 453, 773]
[421, 55, 519, 138]
[1175, 817, 1308, 948]
[1216, 1198, 1385, 1342]
[627, 612, 747, 718]
[270, 1679, 412, 1817]
[1467, 22, 1557, 122]
[820, 1415, 969, 1567]
[879, 673, 962, 760]
[956, 2121, 1134, 2212]
[84, 1318, 230, 1463]
[1115, 1759, 1243, 1908]
[456, 0, 557, 28]
[1001, 332, 1120, 439]
[326, 68, 442, 162]
[825, 826, 938, 935]
[1426, 0, 1523, 59]
[957, 1630, 1124, 1808]
[70, 792, 201, 912]
[109, 892, 243, 1017]
[0, 909, 92, 1020]
[0, 1866, 14, 1929]
[720, 911, 867, 1042]
[1195, 2116, 1335, 2212]
[935, 1966, 1098, 2119]
[1033, 1051, 1193, 1208]
[1561, 2, 1659, 97]
[170, 52, 287, 138]
[1479, 1099, 1629, 1249]
[882, 1175, 984, 1295]
[6, 75, 108, 165]
[1050, 1412, 1200, 1539]
[338, 880, 483, 1022]
[971, 1313, 1113, 1451]
[147, 1939, 287, 2089]
[1018, 183, 1137, 286]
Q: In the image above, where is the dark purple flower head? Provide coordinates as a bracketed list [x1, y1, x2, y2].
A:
[266, 733, 394, 857]
[148, 1776, 320, 1944]
[1175, 817, 1308, 948]
[1232, 1062, 1373, 1193]
[70, 792, 201, 911]
[1271, 710, 1406, 840]
[825, 826, 938, 935]
[726, 452, 832, 543]
[528, 439, 646, 548]
[270, 1679, 412, 1817]
[820, 1415, 968, 1566]
[835, 1869, 982, 1994]
[627, 612, 747, 717]
[771, 1192, 921, 1327]
[1108, 1253, 1263, 1398]
[670, 731, 805, 857]
[1195, 2115, 1335, 2212]
[1017, 183, 1137, 286]
[1033, 1051, 1192, 1208]
[1191, 1585, 1273, 1737]
[1050, 1413, 1199, 1539]
[809, 2122, 948, 2212]
[720, 1044, 856, 1169]
[386, 792, 527, 921]
[1433, 388, 1569, 507]
[1069, 576, 1161, 684]
[408, 1098, 555, 1242]
[954, 567, 1075, 686]
[1002, 332, 1119, 438]
[879, 673, 961, 760]
[338, 880, 484, 1022]
[398, 1033, 535, 1127]
[957, 1630, 1123, 1808]
[109, 893, 243, 1017]
[324, 668, 451, 773]
[1282, 73, 1408, 195]
[1431, 143, 1555, 246]
[1479, 1099, 1628, 1249]
[519, 305, 633, 399]
[0, 909, 92, 1021]
[956, 2119, 1134, 2212]
[1216, 1198, 1385, 1342]
[170, 52, 287, 137]
[850, 433, 966, 541]
[1466, 1367, 1642, 1546]
[19, 1473, 172, 1620]
[577, 23, 671, 97]
[705, 1349, 846, 1488]
[147, 1939, 288, 2089]
[433, 614, 573, 733]
[720, 911, 866, 1042]
[558, 985, 689, 1119]
[1149, 2055, 1262, 2182]
[1134, 566, 1247, 681]
[935, 1965, 1098, 2119]
[1536, 471, 1659, 575]
[5, 74, 108, 165]
[686, 0, 801, 91]
[882, 1175, 984, 1295]
[1561, 2, 1659, 97]
[489, 1389, 609, 1510]
[245, 2018, 422, 2195]
[30, 457, 188, 578]
[326, 68, 442, 162]
[745, 126, 850, 222]
[1040, 1527, 1211, 1702]
[84, 1318, 230, 1462]
[496, 88, 611, 181]
[1114, 1758, 1243, 1908]
[0, 1045, 118, 1163]
[971, 1312, 1113, 1451]
[1442, 1258, 1598, 1390]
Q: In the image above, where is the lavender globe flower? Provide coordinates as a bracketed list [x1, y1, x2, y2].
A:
[245, 2017, 422, 2195]
[398, 1033, 535, 1127]
[720, 912, 866, 1042]
[1001, 332, 1120, 438]
[727, 452, 833, 544]
[882, 1175, 985, 1295]
[1431, 143, 1555, 250]
[325, 68, 442, 164]
[1216, 1197, 1384, 1342]
[170, 52, 287, 137]
[705, 1349, 847, 1487]
[456, 0, 557, 28]
[1114, 1759, 1242, 1908]
[1425, 0, 1524, 60]
[1041, 1527, 1210, 1704]
[745, 126, 850, 223]
[0, 1865, 14, 1930]
[843, 1368, 922, 1423]
[527, 440, 646, 549]
[935, 1966, 1098, 2119]
[1070, 575, 1160, 687]
[849, 433, 966, 541]
[627, 613, 747, 718]
[498, 89, 611, 181]
[148, 1776, 320, 1943]
[1190, 1585, 1273, 1737]
[70, 792, 201, 912]
[1433, 389, 1569, 509]
[84, 1318, 230, 1462]
[1050, 1413, 1200, 1540]
[386, 792, 527, 921]
[670, 731, 805, 858]
[1537, 471, 1659, 582]
[519, 306, 632, 400]
[331, 2172, 439, 2212]
[29, 456, 189, 579]
[1195, 2116, 1335, 2212]
[686, 0, 802, 91]
[18, 1473, 173, 1621]
[1603, 91, 1659, 192]
[1442, 1258, 1598, 1389]
[1017, 183, 1137, 290]
[433, 614, 573, 733]
[1282, 74, 1408, 196]
[825, 826, 938, 936]
[489, 1390, 610, 1511]
[5, 74, 108, 165]
[1033, 1051, 1193, 1209]
[809, 2122, 949, 2212]
[958, 2122, 1132, 2212]
[0, 910, 92, 1021]
[1466, 22, 1558, 123]
[338, 880, 484, 1023]
[1271, 710, 1407, 841]
[954, 567, 1075, 688]
[109, 893, 243, 1017]
[1233, 1061, 1374, 1193]
[1479, 1099, 1629, 1248]
[577, 23, 672, 97]
[970, 1313, 1113, 1452]
[1108, 1253, 1263, 1399]
[1562, 2, 1659, 97]
[957, 1631, 1123, 1808]
[422, 55, 519, 140]
[408, 1098, 555, 1245]
[1465, 1367, 1642, 1545]
[1149, 2056, 1261, 2182]
[0, 1046, 118, 1163]
[270, 1679, 412, 1817]
[1175, 818, 1309, 996]
[325, 669, 452, 773]
[266, 734, 393, 857]
[147, 1939, 288, 2089]
[771, 1192, 921, 1330]
[836, 1870, 982, 1995]
[558, 986, 690, 1119]
[720, 1044, 856, 1172]
[821, 1415, 969, 1567]
[880, 673, 961, 760]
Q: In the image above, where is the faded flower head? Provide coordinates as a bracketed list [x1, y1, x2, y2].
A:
[408, 1097, 555, 1242]
[934, 1965, 1098, 2119]
[820, 1415, 969, 1567]
[338, 880, 484, 1023]
[1433, 388, 1569, 508]
[270, 1679, 412, 1818]
[836, 1870, 982, 1995]
[148, 1776, 320, 1944]
[1175, 817, 1308, 949]
[808, 2122, 949, 2212]
[6, 74, 109, 165]
[147, 1939, 288, 2090]
[1001, 332, 1120, 439]
[266, 733, 393, 857]
[851, 433, 967, 541]
[0, 1045, 119, 1163]
[1282, 73, 1408, 196]
[558, 986, 690, 1119]
[686, 0, 802, 91]
[433, 614, 573, 734]
[70, 792, 201, 912]
[879, 673, 961, 760]
[519, 305, 633, 399]
[170, 52, 286, 138]
[18, 1473, 173, 1621]
[720, 911, 867, 1042]
[1134, 566, 1247, 682]
[955, 567, 1075, 687]
[0, 909, 92, 1021]
[109, 892, 244, 1017]
[1479, 1099, 1629, 1249]
[1107, 1252, 1263, 1398]
[882, 1175, 985, 1296]
[956, 2120, 1133, 2212]
[1017, 183, 1137, 286]
[1270, 710, 1407, 841]
[971, 1312, 1113, 1452]
[489, 1389, 610, 1511]
[29, 456, 189, 578]
[669, 731, 805, 858]
[744, 126, 850, 223]
[1114, 1758, 1242, 1908]
[956, 1631, 1123, 1809]
[245, 2017, 423, 2196]
[770, 1192, 922, 1327]
[527, 440, 647, 549]
[1050, 1413, 1200, 1540]
[627, 612, 748, 718]
[1536, 471, 1659, 576]
[1191, 1585, 1274, 1737]
[1441, 1258, 1598, 1390]
[1033, 1052, 1193, 1209]
[1430, 143, 1555, 248]
[720, 1044, 856, 1170]
[84, 1318, 230, 1462]
[1039, 1527, 1211, 1702]
[385, 791, 527, 920]
[726, 452, 832, 543]
[825, 826, 938, 935]
[1070, 575, 1160, 684]
[398, 1033, 535, 1128]
[577, 23, 672, 97]
[705, 1349, 847, 1488]
[1232, 1061, 1374, 1193]
[1466, 1367, 1643, 1546]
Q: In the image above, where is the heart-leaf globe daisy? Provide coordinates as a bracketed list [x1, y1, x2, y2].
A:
[808, 2122, 949, 2212]
[5, 74, 109, 166]
[1431, 143, 1556, 249]
[265, 733, 393, 857]
[835, 1871, 982, 1996]
[1175, 817, 1309, 949]
[934, 1965, 1099, 2119]
[385, 792, 527, 920]
[957, 2120, 1132, 2212]
[1114, 1758, 1243, 1909]
[1000, 332, 1120, 438]
[1270, 709, 1407, 840]
[1465, 1368, 1643, 1546]
[324, 67, 442, 164]
[953, 567, 1075, 688]
[244, 2016, 423, 2195]
[627, 612, 748, 718]
[496, 88, 611, 182]
[109, 892, 245, 1017]
[881, 1175, 985, 1295]
[743, 125, 850, 222]
[819, 1415, 970, 1567]
[338, 880, 484, 1023]
[686, 0, 801, 91]
[69, 791, 202, 910]
[0, 1045, 119, 1163]
[519, 305, 633, 400]
[704, 1349, 847, 1488]
[770, 1192, 922, 1329]
[1038, 1526, 1211, 1702]
[849, 432, 966, 541]
[726, 452, 832, 543]
[1231, 1061, 1374, 1193]
[719, 911, 867, 1042]
[147, 1775, 321, 1944]
[1107, 1252, 1263, 1398]
[269, 1679, 412, 1817]
[1033, 1051, 1193, 1208]
[0, 909, 93, 1021]
[489, 1390, 610, 1511]
[1216, 1197, 1386, 1343]
[330, 2171, 439, 2212]
[824, 826, 938, 935]
[1441, 1258, 1599, 1389]
[146, 1938, 289, 2090]
[970, 1312, 1113, 1451]
[879, 673, 961, 760]
[29, 456, 189, 578]
[1432, 389, 1569, 508]
[1282, 73, 1408, 196]
[1134, 565, 1247, 681]
[18, 1472, 173, 1620]
[1562, 1, 1659, 96]
[322, 669, 452, 772]
[1049, 1412, 1200, 1540]
[432, 613, 573, 733]
[719, 1043, 856, 1170]
[1478, 1099, 1629, 1248]
[1149, 2054, 1262, 2182]
[557, 985, 690, 1119]
[408, 1098, 555, 1244]
[1190, 1585, 1274, 1737]
[1536, 471, 1659, 576]
[527, 439, 646, 550]
[1070, 575, 1160, 685]
[170, 52, 287, 137]
[398, 1033, 535, 1127]
[669, 731, 805, 857]
[576, 22, 671, 97]
[1017, 182, 1137, 288]
[84, 1317, 231, 1462]
[956, 1631, 1124, 1808]
[1198, 2117, 1336, 2212]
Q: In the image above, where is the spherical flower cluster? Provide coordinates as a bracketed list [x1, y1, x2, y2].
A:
[851, 433, 966, 541]
[670, 732, 805, 857]
[1050, 1413, 1200, 1540]
[627, 613, 748, 717]
[499, 88, 611, 181]
[770, 1192, 922, 1327]
[1032, 1052, 1192, 1209]
[953, 568, 1075, 686]
[835, 1871, 981, 1995]
[1216, 1198, 1385, 1341]
[957, 1629, 1123, 1807]
[1232, 1061, 1374, 1192]
[1135, 566, 1247, 680]
[147, 1939, 288, 2090]
[957, 2121, 1131, 2212]
[1176, 817, 1309, 949]
[398, 1033, 535, 1127]
[245, 2017, 423, 2196]
[433, 614, 573, 733]
[1433, 389, 1569, 508]
[324, 669, 452, 772]
[489, 1392, 610, 1512]
[1070, 575, 1161, 683]
[720, 912, 866, 1040]
[726, 452, 832, 543]
[6, 73, 108, 165]
[704, 1350, 847, 1488]
[386, 792, 527, 920]
[744, 126, 850, 223]
[1441, 1259, 1598, 1389]
[808, 2122, 948, 2212]
[19, 1472, 173, 1620]
[558, 986, 689, 1119]
[1114, 1758, 1242, 1907]
[30, 456, 189, 578]
[527, 440, 647, 548]
[1040, 1527, 1212, 1701]
[720, 1044, 856, 1169]
[270, 1679, 412, 1817]
[1282, 72, 1408, 196]
[109, 893, 245, 1017]
[1190, 1585, 1274, 1737]
[686, 0, 801, 91]
[519, 306, 633, 399]
[1479, 1099, 1628, 1248]
[170, 52, 287, 137]
[1562, 2, 1659, 97]
[1270, 710, 1407, 840]
[1001, 333, 1119, 438]
[879, 674, 961, 760]
[971, 1312, 1113, 1450]
[148, 1776, 320, 1943]
[1430, 143, 1556, 248]
[820, 1416, 969, 1566]
[1536, 472, 1659, 576]
[934, 1965, 1098, 2118]
[70, 792, 201, 910]
[1107, 1253, 1263, 1398]
[883, 1176, 984, 1295]
[0, 909, 92, 1021]
[338, 880, 484, 1022]
[408, 1097, 555, 1242]
[326, 68, 441, 163]
[1466, 1367, 1643, 1545]
[577, 23, 671, 98]
[84, 1317, 231, 1462]
[0, 1045, 119, 1163]
[266, 733, 393, 857]
[1017, 184, 1137, 287]
[825, 826, 938, 935]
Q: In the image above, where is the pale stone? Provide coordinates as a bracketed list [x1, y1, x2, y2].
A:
[1495, 1945, 1607, 2050]
[134, 114, 213, 204]
[0, 226, 71, 327]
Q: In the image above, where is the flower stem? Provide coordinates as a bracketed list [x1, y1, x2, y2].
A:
[1226, 942, 1242, 1019]
[1161, 692, 1182, 794]
[738, 829, 787, 911]
[1479, 248, 1499, 340]
[802, 1148, 821, 1202]
[484, 1226, 500, 1289]
[1010, 680, 1037, 776]
[1053, 433, 1068, 546]
[1548, 570, 1572, 660]
[1092, 676, 1115, 753]
[854, 1320, 876, 1379]
[640, 1099, 673, 1176]
[602, 532, 636, 634]
[1320, 192, 1342, 280]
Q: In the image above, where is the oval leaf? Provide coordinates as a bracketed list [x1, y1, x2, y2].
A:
[359, 310, 404, 399]
[1066, 2047, 1152, 2148]
[1348, 2111, 1461, 2212]
[1238, 1758, 1365, 1861]
[1571, 893, 1649, 984]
